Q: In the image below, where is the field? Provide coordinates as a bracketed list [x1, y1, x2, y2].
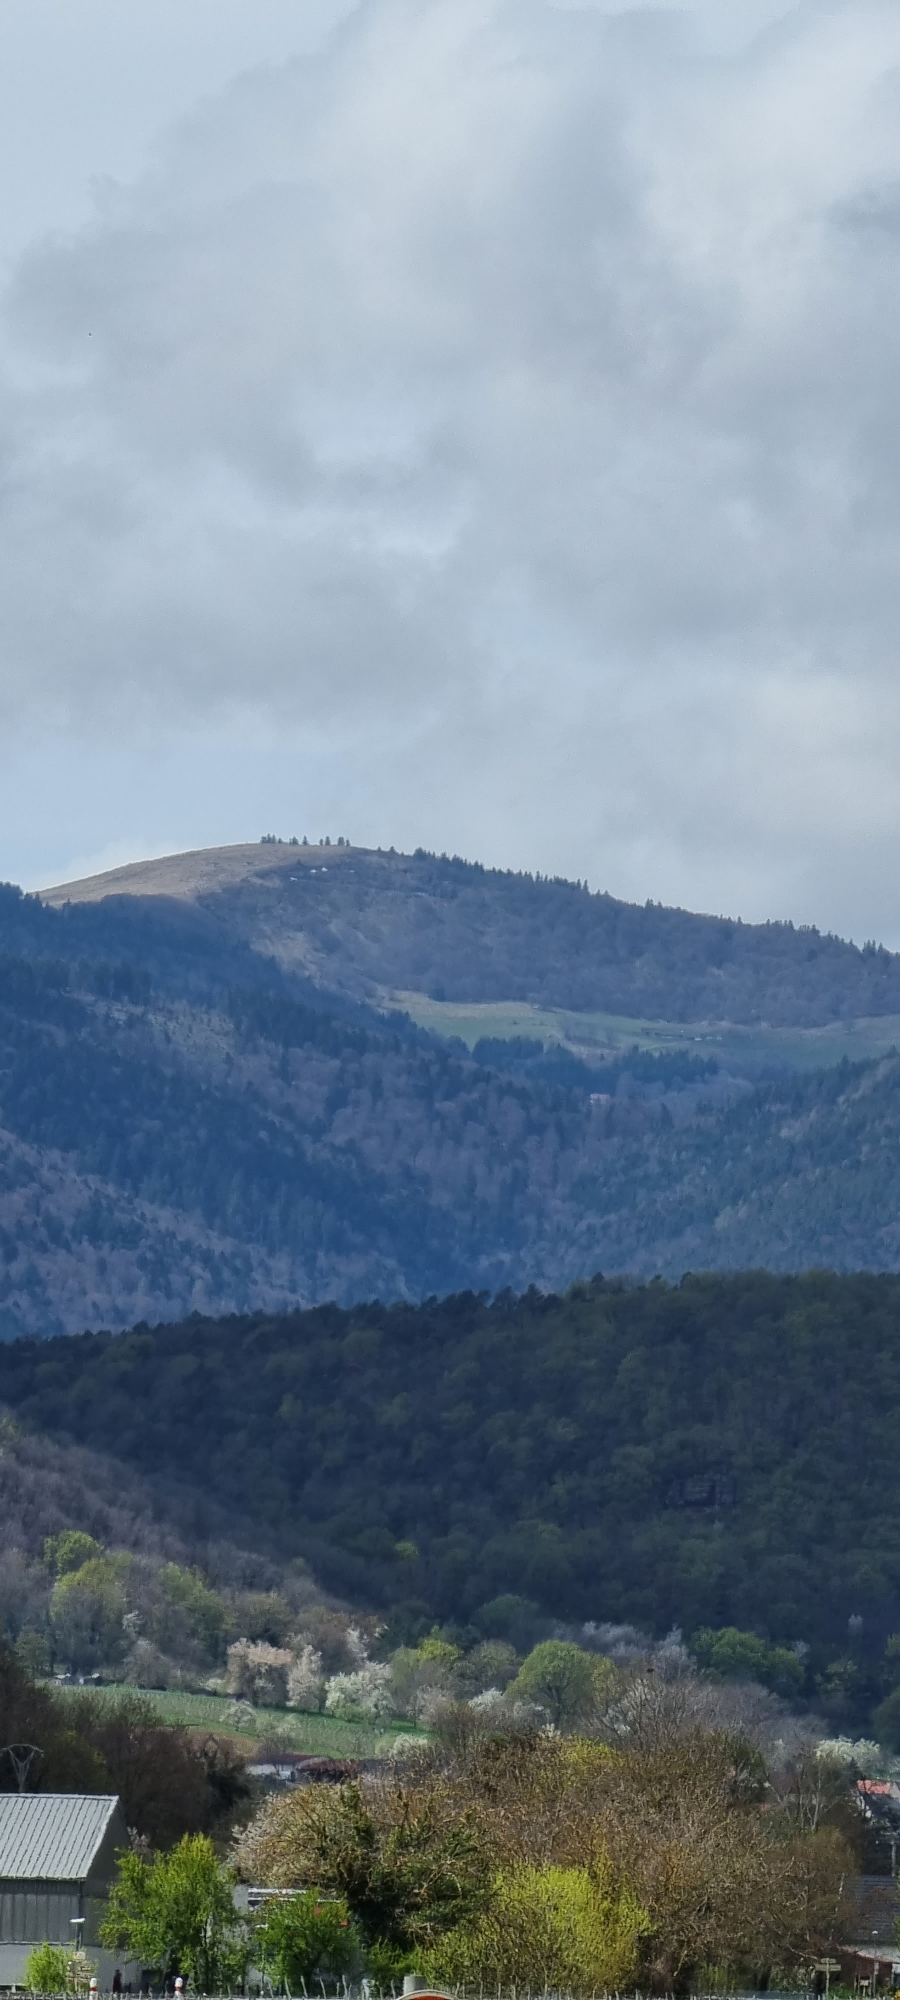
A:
[61, 1684, 424, 1758]
[391, 989, 900, 1075]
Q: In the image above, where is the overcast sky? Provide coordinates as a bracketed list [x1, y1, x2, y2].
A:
[3, 0, 900, 943]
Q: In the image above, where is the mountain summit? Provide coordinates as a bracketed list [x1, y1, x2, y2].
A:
[40, 839, 900, 1029]
[0, 841, 891, 1339]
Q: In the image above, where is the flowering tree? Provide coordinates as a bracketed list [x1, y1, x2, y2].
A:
[226, 1639, 294, 1706]
[324, 1661, 393, 1719]
[287, 1643, 324, 1711]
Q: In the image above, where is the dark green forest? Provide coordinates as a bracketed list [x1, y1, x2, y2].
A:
[4, 1271, 900, 1677]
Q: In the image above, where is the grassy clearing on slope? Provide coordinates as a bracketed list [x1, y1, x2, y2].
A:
[390, 990, 900, 1075]
[63, 1684, 424, 1757]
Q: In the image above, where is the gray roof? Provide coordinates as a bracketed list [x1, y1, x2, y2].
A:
[0, 1795, 120, 1881]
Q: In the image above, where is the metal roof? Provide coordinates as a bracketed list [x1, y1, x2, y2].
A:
[0, 1795, 120, 1881]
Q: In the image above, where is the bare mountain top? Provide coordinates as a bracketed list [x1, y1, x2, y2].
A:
[41, 840, 356, 907]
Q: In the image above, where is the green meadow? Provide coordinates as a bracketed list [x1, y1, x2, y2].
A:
[61, 1684, 424, 1757]
[390, 988, 900, 1075]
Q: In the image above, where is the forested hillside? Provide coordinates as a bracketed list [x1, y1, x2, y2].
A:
[8, 869, 900, 1331]
[44, 840, 900, 1027]
[5, 1272, 900, 1668]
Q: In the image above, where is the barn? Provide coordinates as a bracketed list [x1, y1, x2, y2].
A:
[0, 1794, 131, 1987]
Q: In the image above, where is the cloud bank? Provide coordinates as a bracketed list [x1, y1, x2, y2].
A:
[3, 0, 900, 934]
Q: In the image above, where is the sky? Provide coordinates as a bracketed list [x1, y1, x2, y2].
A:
[2, 0, 900, 943]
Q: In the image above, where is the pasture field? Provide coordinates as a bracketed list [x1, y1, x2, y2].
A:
[390, 988, 900, 1075]
[60, 1683, 423, 1757]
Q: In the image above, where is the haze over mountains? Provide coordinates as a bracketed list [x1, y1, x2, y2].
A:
[1, 838, 899, 1339]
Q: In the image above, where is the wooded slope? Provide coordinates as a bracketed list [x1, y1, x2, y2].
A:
[3, 1272, 899, 1656]
[39, 842, 900, 1027]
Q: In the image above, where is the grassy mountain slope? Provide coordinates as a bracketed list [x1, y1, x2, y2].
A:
[42, 841, 900, 1028]
[4, 1272, 900, 1655]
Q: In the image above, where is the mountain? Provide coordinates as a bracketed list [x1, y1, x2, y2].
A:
[43, 839, 900, 1029]
[0, 843, 898, 1335]
[3, 1271, 900, 1664]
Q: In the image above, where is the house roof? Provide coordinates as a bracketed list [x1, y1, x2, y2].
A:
[0, 1795, 121, 1881]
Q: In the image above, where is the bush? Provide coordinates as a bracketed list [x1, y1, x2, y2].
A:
[424, 1862, 647, 1991]
[22, 1944, 98, 1993]
[23, 1943, 71, 1991]
[252, 1890, 359, 1989]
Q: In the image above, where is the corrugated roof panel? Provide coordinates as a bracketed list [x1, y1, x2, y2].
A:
[0, 1796, 120, 1880]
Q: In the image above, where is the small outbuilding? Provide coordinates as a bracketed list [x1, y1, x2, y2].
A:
[0, 1793, 131, 1987]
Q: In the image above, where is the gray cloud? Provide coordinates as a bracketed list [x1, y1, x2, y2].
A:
[3, 0, 900, 937]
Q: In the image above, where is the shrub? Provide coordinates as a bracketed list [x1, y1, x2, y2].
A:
[252, 1890, 359, 1989]
[23, 1942, 70, 1991]
[424, 1862, 646, 1991]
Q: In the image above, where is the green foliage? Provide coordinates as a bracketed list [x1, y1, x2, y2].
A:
[23, 1942, 72, 1991]
[423, 1862, 647, 1992]
[15, 1629, 50, 1676]
[295, 1782, 490, 1956]
[0, 1642, 249, 1842]
[16, 1272, 900, 1675]
[154, 1564, 226, 1655]
[416, 1632, 461, 1666]
[51, 1556, 130, 1671]
[252, 1891, 358, 1990]
[873, 1686, 900, 1750]
[43, 1531, 103, 1578]
[454, 1640, 519, 1697]
[692, 1627, 805, 1697]
[509, 1642, 601, 1729]
[101, 1834, 248, 1991]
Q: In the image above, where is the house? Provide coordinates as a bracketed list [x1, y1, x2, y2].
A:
[0, 1794, 133, 1988]
[245, 1753, 369, 1790]
[840, 1875, 900, 1990]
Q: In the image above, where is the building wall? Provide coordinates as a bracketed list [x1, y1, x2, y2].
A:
[0, 1882, 81, 1944]
[0, 1941, 139, 1989]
